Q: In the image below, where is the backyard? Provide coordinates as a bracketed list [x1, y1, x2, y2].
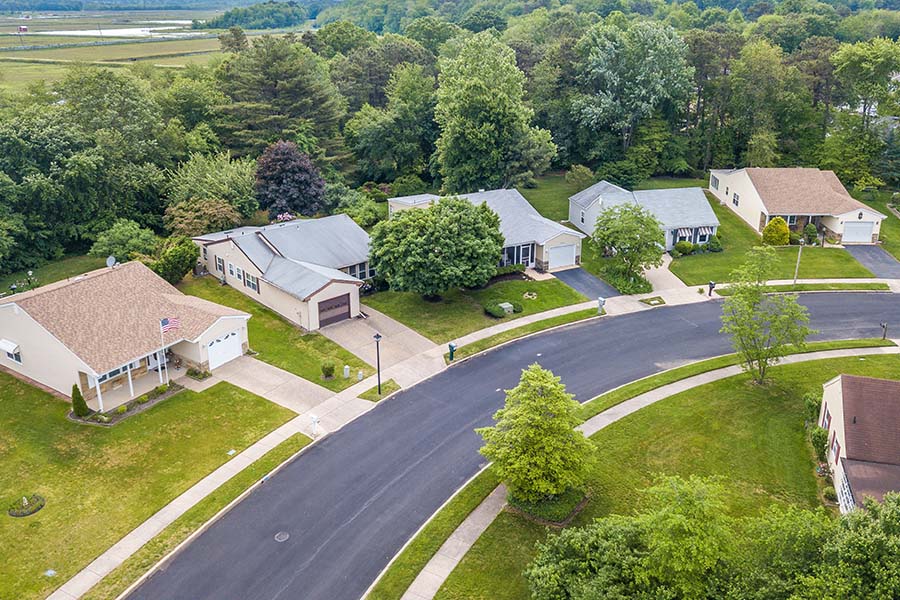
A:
[0, 374, 298, 600]
[179, 275, 372, 391]
[0, 254, 106, 293]
[859, 190, 900, 261]
[432, 354, 900, 599]
[361, 279, 587, 343]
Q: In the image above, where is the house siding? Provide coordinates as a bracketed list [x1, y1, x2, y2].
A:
[570, 201, 602, 236]
[820, 376, 853, 512]
[709, 170, 769, 232]
[534, 233, 584, 271]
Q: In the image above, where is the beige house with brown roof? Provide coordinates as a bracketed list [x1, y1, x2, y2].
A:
[0, 262, 250, 412]
[709, 167, 886, 244]
[819, 375, 900, 513]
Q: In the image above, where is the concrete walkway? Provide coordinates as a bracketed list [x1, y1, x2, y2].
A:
[644, 254, 687, 291]
[212, 356, 332, 414]
[396, 343, 900, 600]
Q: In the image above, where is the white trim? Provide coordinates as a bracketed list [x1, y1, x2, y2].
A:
[187, 315, 250, 344]
[0, 338, 19, 353]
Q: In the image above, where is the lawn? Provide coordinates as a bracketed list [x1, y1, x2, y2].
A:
[0, 374, 297, 600]
[0, 254, 107, 293]
[715, 282, 891, 296]
[669, 194, 873, 285]
[434, 354, 900, 600]
[358, 378, 401, 402]
[0, 37, 222, 62]
[361, 279, 588, 343]
[858, 190, 900, 261]
[179, 275, 372, 391]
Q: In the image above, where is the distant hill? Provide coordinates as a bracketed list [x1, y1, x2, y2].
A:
[0, 0, 254, 10]
[192, 0, 310, 29]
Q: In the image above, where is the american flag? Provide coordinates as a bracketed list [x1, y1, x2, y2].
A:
[160, 317, 181, 333]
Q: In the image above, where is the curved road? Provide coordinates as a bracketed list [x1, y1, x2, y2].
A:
[128, 294, 900, 600]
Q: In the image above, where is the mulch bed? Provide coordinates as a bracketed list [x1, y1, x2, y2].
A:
[504, 493, 591, 528]
[67, 382, 184, 427]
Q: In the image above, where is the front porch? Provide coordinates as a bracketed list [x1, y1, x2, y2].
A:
[80, 349, 174, 413]
[86, 371, 164, 412]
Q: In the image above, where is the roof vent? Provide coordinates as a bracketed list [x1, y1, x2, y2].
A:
[224, 230, 233, 234]
[478, 188, 485, 192]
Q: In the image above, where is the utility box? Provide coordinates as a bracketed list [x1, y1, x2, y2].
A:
[343, 365, 350, 379]
[498, 302, 514, 315]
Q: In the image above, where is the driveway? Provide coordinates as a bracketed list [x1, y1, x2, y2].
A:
[213, 356, 332, 414]
[553, 267, 620, 298]
[321, 306, 436, 368]
[844, 245, 900, 279]
[126, 294, 900, 600]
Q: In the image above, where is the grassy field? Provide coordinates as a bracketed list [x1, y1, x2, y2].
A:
[0, 254, 106, 293]
[715, 282, 891, 296]
[434, 354, 900, 599]
[362, 279, 587, 343]
[179, 275, 373, 391]
[0, 35, 110, 47]
[0, 60, 74, 90]
[0, 37, 222, 62]
[0, 374, 295, 600]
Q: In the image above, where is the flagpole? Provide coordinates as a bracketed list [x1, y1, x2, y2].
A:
[159, 319, 170, 385]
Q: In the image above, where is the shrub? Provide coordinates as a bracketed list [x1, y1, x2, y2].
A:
[511, 301, 524, 313]
[495, 264, 526, 277]
[321, 360, 336, 379]
[804, 392, 821, 422]
[804, 222, 818, 244]
[762, 217, 790, 245]
[71, 384, 90, 417]
[674, 241, 694, 255]
[789, 232, 802, 245]
[483, 303, 506, 318]
[810, 426, 829, 462]
[390, 174, 428, 197]
[823, 486, 837, 502]
[116, 405, 127, 414]
[565, 164, 595, 189]
[707, 235, 723, 252]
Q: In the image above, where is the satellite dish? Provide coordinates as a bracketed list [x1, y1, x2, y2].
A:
[106, 255, 116, 268]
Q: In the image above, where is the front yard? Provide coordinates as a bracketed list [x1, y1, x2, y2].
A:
[361, 279, 588, 343]
[433, 354, 900, 599]
[0, 374, 297, 600]
[179, 275, 372, 391]
[859, 190, 900, 261]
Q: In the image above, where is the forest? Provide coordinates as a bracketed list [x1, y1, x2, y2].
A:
[1, 0, 899, 279]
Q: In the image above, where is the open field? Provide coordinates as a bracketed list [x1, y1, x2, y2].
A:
[0, 36, 222, 62]
[0, 11, 216, 34]
[0, 374, 296, 600]
[0, 34, 110, 47]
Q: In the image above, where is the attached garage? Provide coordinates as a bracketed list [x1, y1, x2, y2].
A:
[842, 221, 875, 244]
[207, 330, 243, 370]
[548, 244, 577, 270]
[318, 293, 351, 327]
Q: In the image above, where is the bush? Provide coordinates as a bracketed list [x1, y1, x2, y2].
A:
[762, 217, 790, 245]
[360, 181, 389, 203]
[390, 174, 428, 197]
[483, 303, 506, 318]
[804, 392, 821, 423]
[707, 235, 723, 252]
[71, 384, 90, 417]
[321, 360, 336, 379]
[116, 405, 127, 414]
[823, 486, 837, 502]
[565, 164, 595, 189]
[495, 264, 526, 277]
[810, 426, 829, 462]
[789, 232, 802, 245]
[511, 301, 524, 313]
[804, 222, 818, 244]
[674, 241, 694, 255]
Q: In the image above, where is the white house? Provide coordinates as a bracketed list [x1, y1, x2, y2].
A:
[708, 167, 886, 244]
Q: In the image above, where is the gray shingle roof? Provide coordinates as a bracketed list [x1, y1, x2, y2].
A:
[568, 180, 631, 209]
[389, 193, 439, 206]
[459, 189, 583, 246]
[632, 188, 719, 229]
[263, 256, 360, 300]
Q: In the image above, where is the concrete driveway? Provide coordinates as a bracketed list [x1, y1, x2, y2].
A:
[321, 306, 436, 368]
[553, 267, 620, 299]
[213, 356, 332, 414]
[844, 245, 900, 279]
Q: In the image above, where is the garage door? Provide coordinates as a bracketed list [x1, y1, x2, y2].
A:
[318, 293, 351, 327]
[548, 244, 576, 270]
[843, 221, 875, 244]
[207, 331, 242, 370]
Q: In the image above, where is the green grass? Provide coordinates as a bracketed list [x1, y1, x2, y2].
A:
[634, 176, 708, 190]
[362, 280, 588, 343]
[358, 379, 401, 402]
[0, 37, 222, 62]
[445, 308, 599, 363]
[640, 295, 666, 305]
[83, 433, 311, 600]
[435, 354, 900, 600]
[179, 275, 372, 391]
[0, 254, 107, 293]
[0, 375, 295, 600]
[858, 190, 900, 261]
[366, 468, 501, 600]
[715, 282, 891, 296]
[518, 173, 581, 221]
[0, 35, 110, 47]
[669, 194, 873, 285]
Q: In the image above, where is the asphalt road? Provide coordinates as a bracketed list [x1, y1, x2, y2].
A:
[127, 294, 900, 600]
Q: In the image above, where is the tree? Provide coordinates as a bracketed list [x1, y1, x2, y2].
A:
[459, 6, 507, 32]
[71, 384, 90, 417]
[166, 152, 257, 217]
[565, 164, 595, 189]
[574, 21, 693, 150]
[762, 216, 790, 245]
[434, 32, 555, 192]
[720, 247, 814, 384]
[402, 16, 462, 55]
[746, 130, 781, 167]
[314, 20, 377, 58]
[142, 237, 200, 285]
[88, 219, 158, 262]
[219, 26, 249, 52]
[477, 364, 594, 503]
[819, 113, 884, 186]
[832, 38, 900, 131]
[163, 199, 243, 237]
[593, 203, 664, 280]
[255, 141, 326, 218]
[369, 197, 503, 298]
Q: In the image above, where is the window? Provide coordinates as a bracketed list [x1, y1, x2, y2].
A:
[348, 264, 358, 278]
[732, 193, 740, 207]
[215, 256, 224, 273]
[235, 266, 243, 281]
[228, 262, 235, 277]
[245, 274, 259, 292]
[830, 435, 841, 462]
[698, 233, 709, 244]
[368, 265, 377, 279]
[202, 247, 207, 260]
[725, 186, 729, 196]
[787, 215, 797, 225]
[822, 405, 831, 430]
[580, 210, 585, 224]
[6, 350, 21, 364]
[711, 175, 719, 190]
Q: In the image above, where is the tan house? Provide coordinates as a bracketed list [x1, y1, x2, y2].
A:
[708, 167, 886, 244]
[388, 189, 586, 271]
[0, 262, 250, 412]
[819, 374, 900, 513]
[194, 215, 372, 331]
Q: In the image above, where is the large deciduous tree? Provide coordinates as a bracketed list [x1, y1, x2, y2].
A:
[593, 203, 664, 280]
[369, 197, 503, 298]
[142, 236, 200, 285]
[166, 152, 258, 217]
[255, 141, 326, 218]
[163, 198, 243, 237]
[88, 219, 158, 262]
[477, 364, 594, 503]
[832, 37, 900, 131]
[433, 32, 556, 193]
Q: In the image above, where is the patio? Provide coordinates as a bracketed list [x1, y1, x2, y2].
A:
[86, 367, 170, 413]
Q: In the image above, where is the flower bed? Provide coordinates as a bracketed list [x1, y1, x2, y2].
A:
[8, 494, 45, 518]
[68, 382, 184, 427]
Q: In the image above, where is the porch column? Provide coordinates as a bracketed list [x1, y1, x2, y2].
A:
[127, 363, 134, 398]
[157, 351, 163, 383]
[96, 382, 105, 413]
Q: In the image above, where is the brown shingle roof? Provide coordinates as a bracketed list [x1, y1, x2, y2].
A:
[843, 459, 900, 506]
[743, 168, 882, 216]
[2, 262, 247, 374]
[840, 375, 900, 464]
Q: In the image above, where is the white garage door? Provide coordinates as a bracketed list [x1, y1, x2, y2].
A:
[548, 244, 576, 270]
[843, 221, 875, 244]
[207, 331, 242, 370]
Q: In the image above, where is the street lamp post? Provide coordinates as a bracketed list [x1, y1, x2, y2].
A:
[793, 239, 805, 286]
[373, 333, 382, 395]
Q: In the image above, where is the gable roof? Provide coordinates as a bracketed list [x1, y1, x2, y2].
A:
[568, 182, 719, 229]
[839, 375, 900, 465]
[1, 262, 247, 375]
[568, 180, 632, 210]
[263, 256, 361, 300]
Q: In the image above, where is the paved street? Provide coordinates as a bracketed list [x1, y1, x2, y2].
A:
[844, 245, 900, 279]
[126, 294, 900, 600]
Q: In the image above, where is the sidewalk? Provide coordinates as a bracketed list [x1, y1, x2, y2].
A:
[396, 344, 900, 600]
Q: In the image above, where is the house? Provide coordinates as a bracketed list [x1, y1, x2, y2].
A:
[194, 214, 372, 330]
[819, 374, 900, 513]
[568, 181, 719, 251]
[388, 189, 586, 271]
[0, 261, 250, 412]
[708, 167, 886, 244]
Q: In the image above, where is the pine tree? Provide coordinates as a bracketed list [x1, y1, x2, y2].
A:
[71, 384, 90, 417]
